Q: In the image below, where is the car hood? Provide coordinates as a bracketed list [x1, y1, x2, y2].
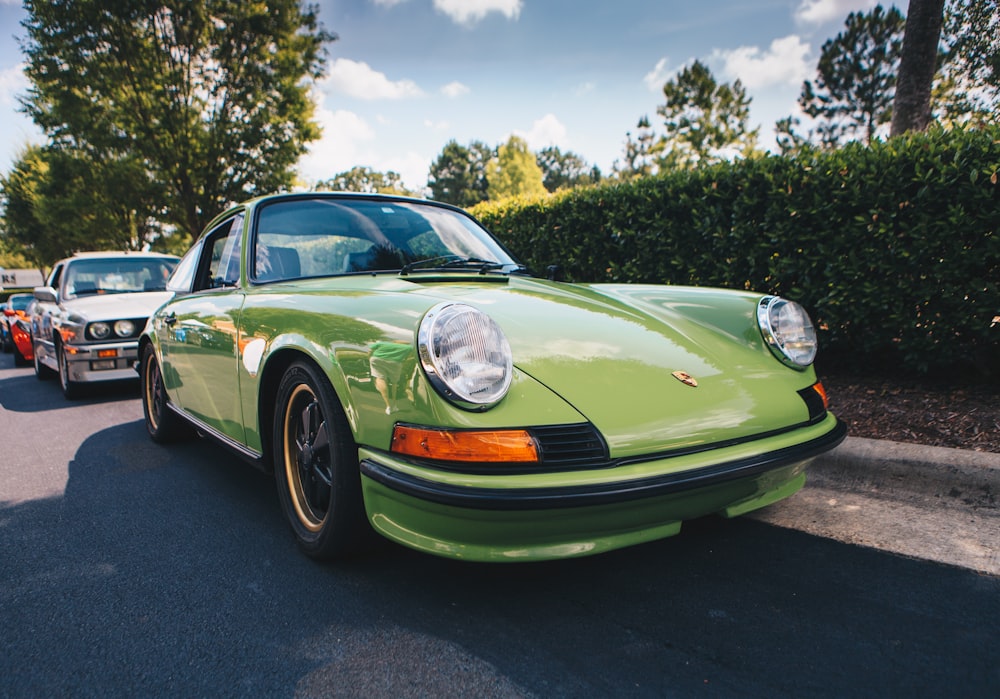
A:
[434, 282, 815, 456]
[409, 277, 818, 457]
[258, 275, 819, 457]
[62, 291, 174, 320]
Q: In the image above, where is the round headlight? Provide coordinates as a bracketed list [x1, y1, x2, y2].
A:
[417, 303, 513, 410]
[114, 320, 136, 337]
[89, 322, 111, 340]
[757, 296, 818, 369]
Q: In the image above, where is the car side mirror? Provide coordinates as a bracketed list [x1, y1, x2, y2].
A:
[33, 286, 57, 303]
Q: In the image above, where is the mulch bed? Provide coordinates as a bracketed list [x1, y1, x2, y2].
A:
[818, 367, 1000, 453]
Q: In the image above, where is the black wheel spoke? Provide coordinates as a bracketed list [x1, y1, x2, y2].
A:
[312, 419, 329, 452]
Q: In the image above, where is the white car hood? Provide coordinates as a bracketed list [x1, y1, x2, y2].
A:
[63, 291, 174, 320]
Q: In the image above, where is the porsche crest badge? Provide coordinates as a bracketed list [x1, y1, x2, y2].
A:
[672, 370, 698, 387]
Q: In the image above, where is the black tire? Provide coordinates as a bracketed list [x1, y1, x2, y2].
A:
[12, 343, 28, 367]
[140, 343, 193, 443]
[2, 330, 11, 353]
[34, 344, 54, 380]
[57, 344, 82, 399]
[273, 360, 370, 559]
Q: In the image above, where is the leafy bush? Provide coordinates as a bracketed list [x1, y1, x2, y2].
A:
[472, 127, 1000, 375]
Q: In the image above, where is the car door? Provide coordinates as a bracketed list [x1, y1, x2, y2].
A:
[31, 261, 65, 370]
[157, 212, 249, 446]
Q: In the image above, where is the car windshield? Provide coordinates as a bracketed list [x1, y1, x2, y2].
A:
[63, 257, 179, 298]
[252, 197, 523, 282]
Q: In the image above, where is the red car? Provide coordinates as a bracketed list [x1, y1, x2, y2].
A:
[2, 294, 35, 367]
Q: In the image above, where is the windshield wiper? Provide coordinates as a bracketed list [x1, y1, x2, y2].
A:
[400, 256, 509, 275]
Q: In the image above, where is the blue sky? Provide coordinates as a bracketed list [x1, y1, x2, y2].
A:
[0, 0, 880, 192]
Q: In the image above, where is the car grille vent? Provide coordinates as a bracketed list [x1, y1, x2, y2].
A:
[531, 423, 608, 467]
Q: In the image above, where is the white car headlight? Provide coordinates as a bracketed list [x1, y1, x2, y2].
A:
[88, 322, 111, 340]
[757, 296, 818, 369]
[417, 302, 513, 410]
[114, 320, 136, 337]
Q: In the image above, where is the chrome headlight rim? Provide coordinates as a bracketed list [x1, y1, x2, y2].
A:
[757, 295, 818, 369]
[417, 302, 513, 411]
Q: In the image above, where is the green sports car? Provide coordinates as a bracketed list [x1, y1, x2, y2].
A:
[140, 192, 846, 562]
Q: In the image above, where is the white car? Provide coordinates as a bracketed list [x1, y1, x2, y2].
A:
[32, 251, 179, 398]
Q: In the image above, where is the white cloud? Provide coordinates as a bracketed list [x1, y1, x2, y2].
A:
[0, 63, 27, 105]
[298, 108, 376, 183]
[713, 35, 812, 89]
[440, 81, 470, 98]
[574, 82, 596, 97]
[296, 103, 430, 192]
[643, 58, 673, 92]
[433, 0, 523, 25]
[794, 0, 876, 25]
[324, 58, 423, 100]
[513, 113, 568, 150]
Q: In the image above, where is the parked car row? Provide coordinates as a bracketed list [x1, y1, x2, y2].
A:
[6, 192, 845, 563]
[17, 251, 181, 398]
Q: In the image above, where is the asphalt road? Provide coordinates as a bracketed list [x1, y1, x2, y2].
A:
[1, 352, 997, 698]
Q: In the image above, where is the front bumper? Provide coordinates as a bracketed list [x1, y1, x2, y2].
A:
[62, 341, 141, 384]
[359, 415, 846, 561]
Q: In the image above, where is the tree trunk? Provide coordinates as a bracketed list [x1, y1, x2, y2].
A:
[891, 0, 946, 136]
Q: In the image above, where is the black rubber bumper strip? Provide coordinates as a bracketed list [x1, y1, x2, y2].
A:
[360, 419, 848, 511]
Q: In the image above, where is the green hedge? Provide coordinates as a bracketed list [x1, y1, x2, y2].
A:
[472, 127, 1000, 375]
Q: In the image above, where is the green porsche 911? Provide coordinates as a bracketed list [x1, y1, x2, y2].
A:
[139, 192, 846, 562]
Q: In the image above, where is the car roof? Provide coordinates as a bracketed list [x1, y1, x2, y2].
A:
[56, 251, 180, 266]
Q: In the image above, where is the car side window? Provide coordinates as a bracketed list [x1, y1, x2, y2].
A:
[195, 213, 244, 291]
[48, 263, 64, 293]
[166, 241, 203, 294]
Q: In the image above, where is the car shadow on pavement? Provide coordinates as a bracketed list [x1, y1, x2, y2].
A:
[1, 420, 997, 697]
[0, 371, 139, 413]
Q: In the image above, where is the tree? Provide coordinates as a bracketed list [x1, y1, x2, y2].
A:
[935, 0, 1000, 125]
[654, 60, 758, 169]
[0, 147, 53, 268]
[892, 0, 946, 135]
[427, 140, 491, 207]
[613, 116, 661, 179]
[797, 6, 905, 146]
[317, 167, 414, 196]
[486, 136, 548, 200]
[535, 146, 598, 192]
[20, 0, 334, 242]
[1, 145, 171, 266]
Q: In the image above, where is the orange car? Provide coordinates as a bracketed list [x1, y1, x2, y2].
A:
[2, 293, 34, 367]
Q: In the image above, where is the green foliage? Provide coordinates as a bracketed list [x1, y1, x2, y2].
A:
[473, 127, 1000, 375]
[317, 167, 414, 196]
[487, 136, 548, 200]
[20, 0, 333, 242]
[427, 140, 492, 207]
[655, 60, 758, 169]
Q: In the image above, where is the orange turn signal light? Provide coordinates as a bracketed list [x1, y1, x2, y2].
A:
[97, 349, 118, 359]
[391, 425, 539, 463]
[812, 381, 829, 410]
